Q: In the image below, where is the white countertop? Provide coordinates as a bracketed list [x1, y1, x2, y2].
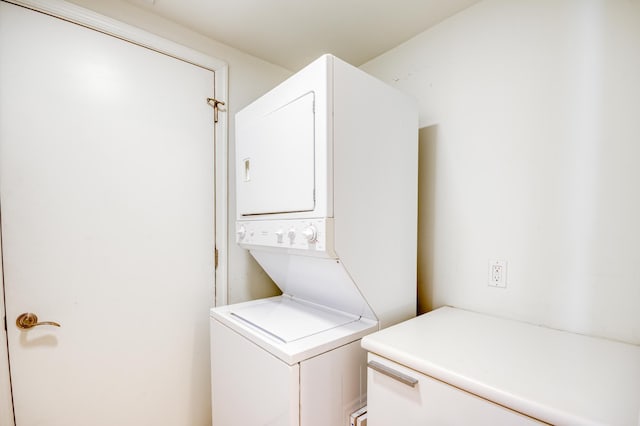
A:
[361, 306, 640, 425]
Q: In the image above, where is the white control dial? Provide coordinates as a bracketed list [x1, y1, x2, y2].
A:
[237, 225, 246, 240]
[275, 229, 284, 243]
[302, 225, 317, 243]
[287, 228, 296, 242]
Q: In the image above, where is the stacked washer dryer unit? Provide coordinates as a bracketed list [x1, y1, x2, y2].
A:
[210, 54, 417, 426]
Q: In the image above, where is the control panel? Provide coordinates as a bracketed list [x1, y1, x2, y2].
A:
[236, 218, 334, 256]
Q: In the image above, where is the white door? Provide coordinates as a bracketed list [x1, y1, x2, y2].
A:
[236, 92, 316, 216]
[0, 3, 215, 425]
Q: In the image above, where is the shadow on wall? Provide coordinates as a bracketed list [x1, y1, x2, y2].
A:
[417, 125, 438, 315]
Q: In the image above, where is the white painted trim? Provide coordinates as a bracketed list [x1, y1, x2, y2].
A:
[215, 66, 229, 307]
[0, 233, 14, 426]
[7, 0, 227, 72]
[4, 0, 229, 305]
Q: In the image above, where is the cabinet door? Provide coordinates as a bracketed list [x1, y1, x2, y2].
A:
[366, 354, 545, 426]
[236, 92, 316, 216]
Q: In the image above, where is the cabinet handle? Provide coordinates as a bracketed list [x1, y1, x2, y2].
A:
[368, 360, 418, 388]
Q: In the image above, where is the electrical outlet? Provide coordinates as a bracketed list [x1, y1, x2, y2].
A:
[488, 259, 507, 288]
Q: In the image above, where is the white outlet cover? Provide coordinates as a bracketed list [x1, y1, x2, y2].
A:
[488, 259, 507, 288]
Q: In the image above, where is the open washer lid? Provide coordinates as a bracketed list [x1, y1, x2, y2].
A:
[230, 296, 358, 343]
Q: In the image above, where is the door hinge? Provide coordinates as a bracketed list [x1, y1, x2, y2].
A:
[206, 98, 226, 123]
[214, 247, 219, 270]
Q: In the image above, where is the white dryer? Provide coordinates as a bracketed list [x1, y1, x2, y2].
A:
[210, 54, 418, 426]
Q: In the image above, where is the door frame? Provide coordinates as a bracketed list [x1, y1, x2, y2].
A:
[0, 0, 229, 423]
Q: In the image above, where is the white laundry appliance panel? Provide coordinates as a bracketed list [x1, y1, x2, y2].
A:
[236, 58, 330, 219]
[210, 315, 300, 426]
[210, 299, 374, 426]
[236, 92, 316, 216]
[211, 296, 377, 365]
[235, 53, 419, 329]
[211, 54, 418, 426]
[236, 218, 335, 258]
[249, 249, 376, 320]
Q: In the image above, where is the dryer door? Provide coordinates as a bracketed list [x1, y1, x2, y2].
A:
[237, 92, 315, 216]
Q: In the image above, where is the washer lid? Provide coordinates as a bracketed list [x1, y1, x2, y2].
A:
[249, 250, 376, 320]
[230, 296, 359, 343]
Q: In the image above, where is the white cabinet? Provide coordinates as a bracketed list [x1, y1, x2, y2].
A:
[366, 354, 544, 426]
[362, 307, 640, 425]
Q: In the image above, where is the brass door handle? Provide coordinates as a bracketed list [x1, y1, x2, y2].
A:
[16, 313, 61, 330]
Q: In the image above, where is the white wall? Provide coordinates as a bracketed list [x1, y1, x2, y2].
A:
[65, 0, 285, 304]
[361, 0, 640, 345]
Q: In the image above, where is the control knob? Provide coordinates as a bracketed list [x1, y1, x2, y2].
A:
[287, 229, 296, 242]
[236, 225, 246, 240]
[302, 225, 317, 243]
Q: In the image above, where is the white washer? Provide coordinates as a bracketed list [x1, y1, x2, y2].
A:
[210, 54, 418, 426]
[211, 296, 376, 425]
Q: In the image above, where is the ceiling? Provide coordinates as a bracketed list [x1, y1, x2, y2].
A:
[125, 0, 481, 71]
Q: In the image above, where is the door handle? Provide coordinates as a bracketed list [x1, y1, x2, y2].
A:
[16, 313, 61, 330]
[368, 360, 418, 387]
